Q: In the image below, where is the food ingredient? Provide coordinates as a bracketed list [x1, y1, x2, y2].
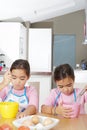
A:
[0, 127, 3, 130]
[22, 119, 34, 127]
[31, 115, 40, 125]
[0, 124, 12, 130]
[43, 118, 53, 126]
[18, 126, 30, 130]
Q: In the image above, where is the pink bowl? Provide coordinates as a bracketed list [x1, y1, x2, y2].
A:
[63, 103, 80, 118]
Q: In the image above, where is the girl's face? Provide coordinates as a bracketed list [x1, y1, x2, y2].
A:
[11, 69, 29, 90]
[56, 77, 74, 95]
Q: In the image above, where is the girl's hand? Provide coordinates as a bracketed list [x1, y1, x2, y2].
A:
[3, 70, 12, 86]
[16, 111, 27, 119]
[84, 85, 87, 91]
[55, 103, 73, 118]
[41, 105, 53, 114]
[16, 106, 36, 119]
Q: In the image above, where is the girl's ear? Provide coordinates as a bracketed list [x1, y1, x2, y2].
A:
[27, 74, 31, 79]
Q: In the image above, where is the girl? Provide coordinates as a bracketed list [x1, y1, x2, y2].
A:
[0, 59, 39, 118]
[41, 64, 87, 118]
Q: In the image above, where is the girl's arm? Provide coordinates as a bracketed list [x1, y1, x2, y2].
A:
[16, 86, 39, 119]
[41, 105, 53, 114]
[16, 105, 36, 118]
[0, 70, 11, 90]
[41, 104, 72, 118]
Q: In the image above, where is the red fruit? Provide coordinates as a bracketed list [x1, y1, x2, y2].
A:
[18, 126, 30, 130]
[0, 124, 12, 130]
[0, 127, 3, 130]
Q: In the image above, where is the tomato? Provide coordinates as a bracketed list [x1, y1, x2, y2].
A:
[0, 127, 3, 130]
[0, 124, 12, 130]
[18, 126, 30, 130]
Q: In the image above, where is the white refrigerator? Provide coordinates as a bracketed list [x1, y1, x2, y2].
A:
[28, 28, 52, 72]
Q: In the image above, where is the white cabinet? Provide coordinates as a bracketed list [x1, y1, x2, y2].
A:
[0, 22, 27, 67]
[28, 28, 52, 72]
[74, 70, 87, 88]
[74, 70, 87, 83]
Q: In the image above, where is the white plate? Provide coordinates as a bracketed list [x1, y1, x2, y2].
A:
[13, 115, 59, 130]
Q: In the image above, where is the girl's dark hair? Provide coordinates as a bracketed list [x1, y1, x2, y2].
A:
[10, 59, 30, 77]
[54, 64, 75, 82]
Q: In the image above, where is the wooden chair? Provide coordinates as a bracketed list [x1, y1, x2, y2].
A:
[27, 81, 40, 111]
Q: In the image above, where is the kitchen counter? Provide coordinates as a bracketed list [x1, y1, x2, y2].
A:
[0, 70, 52, 76]
[1, 113, 87, 130]
[74, 69, 87, 72]
[74, 69, 87, 83]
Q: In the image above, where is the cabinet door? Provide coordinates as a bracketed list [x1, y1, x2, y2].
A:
[28, 28, 52, 72]
[0, 22, 27, 67]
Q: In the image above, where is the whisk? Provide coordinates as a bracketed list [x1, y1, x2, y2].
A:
[76, 87, 86, 101]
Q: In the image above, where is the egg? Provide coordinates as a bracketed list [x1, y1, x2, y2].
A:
[31, 115, 40, 125]
[22, 119, 34, 127]
[43, 118, 53, 126]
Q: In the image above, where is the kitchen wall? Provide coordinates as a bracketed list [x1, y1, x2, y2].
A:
[0, 10, 86, 68]
[30, 9, 87, 67]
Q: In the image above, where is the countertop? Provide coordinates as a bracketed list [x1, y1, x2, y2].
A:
[0, 70, 52, 76]
[0, 113, 87, 130]
[74, 69, 87, 83]
[1, 68, 87, 76]
[74, 69, 87, 72]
